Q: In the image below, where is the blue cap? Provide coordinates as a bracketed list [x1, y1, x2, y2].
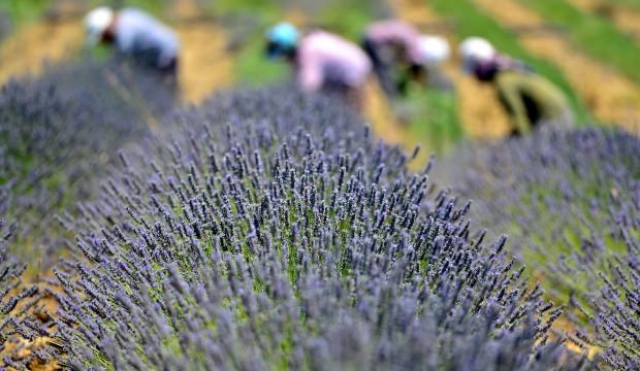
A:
[266, 22, 299, 50]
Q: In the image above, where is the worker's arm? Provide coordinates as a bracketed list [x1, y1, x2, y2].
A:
[496, 74, 532, 135]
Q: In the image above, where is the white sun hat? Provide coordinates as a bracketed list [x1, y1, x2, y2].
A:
[416, 35, 450, 66]
[458, 36, 495, 72]
[84, 6, 114, 45]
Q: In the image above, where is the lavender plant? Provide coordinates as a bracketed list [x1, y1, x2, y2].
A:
[563, 193, 639, 370]
[586, 236, 639, 370]
[0, 57, 177, 264]
[439, 127, 640, 367]
[440, 127, 640, 303]
[37, 89, 587, 370]
[0, 219, 39, 364]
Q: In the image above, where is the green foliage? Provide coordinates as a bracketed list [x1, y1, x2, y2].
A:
[394, 88, 463, 156]
[608, 0, 640, 11]
[234, 37, 289, 87]
[521, 0, 640, 84]
[113, 0, 169, 15]
[0, 0, 48, 25]
[429, 0, 591, 124]
[315, 0, 388, 40]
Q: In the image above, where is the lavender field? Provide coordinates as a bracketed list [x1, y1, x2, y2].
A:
[1, 1, 640, 370]
[0, 58, 636, 370]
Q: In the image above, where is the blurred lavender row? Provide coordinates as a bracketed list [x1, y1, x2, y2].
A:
[441, 127, 640, 369]
[0, 56, 177, 265]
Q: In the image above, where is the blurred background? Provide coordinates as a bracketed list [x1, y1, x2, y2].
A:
[2, 0, 640, 160]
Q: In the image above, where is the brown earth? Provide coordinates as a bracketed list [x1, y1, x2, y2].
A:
[363, 79, 404, 144]
[171, 0, 233, 103]
[0, 20, 82, 83]
[474, 0, 640, 134]
[569, 0, 640, 44]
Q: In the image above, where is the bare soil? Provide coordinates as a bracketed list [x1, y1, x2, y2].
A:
[363, 79, 404, 144]
[0, 20, 82, 84]
[171, 0, 233, 103]
[475, 0, 640, 134]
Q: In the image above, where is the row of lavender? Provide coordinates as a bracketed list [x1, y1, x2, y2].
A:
[440, 127, 640, 368]
[0, 56, 176, 266]
[0, 61, 636, 369]
[30, 89, 584, 369]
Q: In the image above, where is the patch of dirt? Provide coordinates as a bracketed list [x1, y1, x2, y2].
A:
[568, 0, 640, 44]
[164, 0, 235, 103]
[389, 0, 512, 139]
[2, 273, 61, 371]
[363, 79, 403, 144]
[174, 22, 233, 103]
[474, 0, 640, 134]
[0, 20, 83, 84]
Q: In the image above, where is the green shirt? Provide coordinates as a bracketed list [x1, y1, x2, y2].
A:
[495, 71, 570, 135]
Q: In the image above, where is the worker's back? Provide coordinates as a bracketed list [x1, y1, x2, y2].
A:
[296, 30, 371, 91]
[114, 8, 179, 69]
[495, 71, 571, 134]
[364, 20, 421, 63]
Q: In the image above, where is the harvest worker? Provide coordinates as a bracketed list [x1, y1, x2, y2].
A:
[459, 37, 573, 137]
[84, 6, 180, 78]
[265, 22, 372, 112]
[362, 19, 451, 97]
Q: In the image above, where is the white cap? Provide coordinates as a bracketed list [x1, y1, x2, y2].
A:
[458, 37, 495, 72]
[416, 35, 450, 66]
[84, 6, 114, 45]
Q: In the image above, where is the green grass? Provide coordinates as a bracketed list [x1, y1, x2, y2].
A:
[0, 0, 49, 25]
[394, 87, 463, 156]
[315, 0, 384, 40]
[429, 0, 591, 124]
[521, 0, 640, 84]
[234, 37, 289, 87]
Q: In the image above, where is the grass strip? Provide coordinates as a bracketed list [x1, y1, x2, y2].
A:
[521, 0, 640, 84]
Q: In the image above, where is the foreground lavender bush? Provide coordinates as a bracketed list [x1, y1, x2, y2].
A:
[0, 57, 176, 262]
[33, 90, 588, 370]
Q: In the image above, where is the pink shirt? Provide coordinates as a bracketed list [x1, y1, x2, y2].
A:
[364, 20, 422, 65]
[295, 31, 372, 92]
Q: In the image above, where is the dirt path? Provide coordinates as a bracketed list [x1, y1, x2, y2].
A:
[389, 0, 512, 139]
[0, 20, 82, 84]
[568, 0, 640, 44]
[171, 0, 233, 103]
[363, 80, 404, 144]
[474, 0, 640, 133]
